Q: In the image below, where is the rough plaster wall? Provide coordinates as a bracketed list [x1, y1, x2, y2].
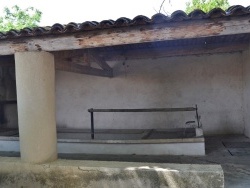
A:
[243, 44, 250, 138]
[56, 53, 244, 135]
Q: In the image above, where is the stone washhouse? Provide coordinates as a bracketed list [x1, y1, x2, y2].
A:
[0, 5, 250, 187]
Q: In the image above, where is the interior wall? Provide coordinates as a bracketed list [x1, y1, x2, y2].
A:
[56, 52, 244, 135]
[243, 43, 250, 138]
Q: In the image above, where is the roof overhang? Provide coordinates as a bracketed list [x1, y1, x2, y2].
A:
[0, 16, 250, 56]
[0, 6, 250, 77]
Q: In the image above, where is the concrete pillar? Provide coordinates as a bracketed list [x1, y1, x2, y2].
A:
[243, 43, 250, 138]
[15, 51, 57, 163]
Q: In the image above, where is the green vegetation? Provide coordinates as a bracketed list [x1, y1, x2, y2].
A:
[185, 0, 230, 13]
[0, 5, 42, 32]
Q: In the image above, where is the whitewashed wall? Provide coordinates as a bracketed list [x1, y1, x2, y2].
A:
[56, 52, 244, 135]
[243, 44, 250, 138]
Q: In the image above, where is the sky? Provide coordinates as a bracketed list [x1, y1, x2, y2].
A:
[0, 0, 249, 26]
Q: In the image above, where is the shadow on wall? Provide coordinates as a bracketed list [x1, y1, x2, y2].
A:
[55, 52, 244, 135]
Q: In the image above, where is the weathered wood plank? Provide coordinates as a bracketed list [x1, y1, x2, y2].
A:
[100, 41, 249, 61]
[0, 54, 113, 77]
[0, 16, 249, 55]
[89, 53, 112, 71]
[1, 40, 247, 70]
[54, 41, 248, 62]
[55, 60, 113, 77]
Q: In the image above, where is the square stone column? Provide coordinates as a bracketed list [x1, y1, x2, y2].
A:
[15, 51, 57, 163]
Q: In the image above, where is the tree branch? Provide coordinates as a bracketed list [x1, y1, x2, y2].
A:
[159, 0, 166, 13]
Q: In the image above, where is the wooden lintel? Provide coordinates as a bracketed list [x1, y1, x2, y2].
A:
[55, 61, 113, 78]
[0, 16, 250, 55]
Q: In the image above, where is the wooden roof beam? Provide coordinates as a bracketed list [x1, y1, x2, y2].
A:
[89, 53, 112, 71]
[0, 55, 113, 78]
[54, 40, 249, 63]
[55, 61, 113, 78]
[0, 16, 250, 55]
[98, 41, 249, 61]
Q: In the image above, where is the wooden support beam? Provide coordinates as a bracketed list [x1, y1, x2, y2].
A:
[98, 41, 249, 61]
[0, 54, 113, 78]
[54, 40, 248, 63]
[54, 50, 90, 63]
[55, 60, 113, 78]
[54, 49, 113, 73]
[0, 16, 249, 55]
[0, 39, 247, 72]
[89, 53, 112, 71]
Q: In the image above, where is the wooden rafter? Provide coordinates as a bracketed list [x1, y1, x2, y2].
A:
[54, 49, 114, 76]
[89, 53, 112, 71]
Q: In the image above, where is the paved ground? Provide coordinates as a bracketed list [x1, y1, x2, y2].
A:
[58, 135, 250, 188]
[1, 135, 250, 188]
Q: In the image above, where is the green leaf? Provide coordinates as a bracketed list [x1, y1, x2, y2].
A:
[0, 5, 42, 32]
[185, 0, 230, 14]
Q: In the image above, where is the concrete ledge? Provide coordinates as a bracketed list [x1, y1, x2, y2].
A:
[0, 138, 205, 156]
[58, 142, 205, 155]
[58, 137, 205, 144]
[0, 157, 224, 188]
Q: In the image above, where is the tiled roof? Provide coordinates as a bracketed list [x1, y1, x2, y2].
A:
[0, 5, 249, 40]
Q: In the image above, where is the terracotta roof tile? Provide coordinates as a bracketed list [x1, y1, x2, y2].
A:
[99, 20, 115, 28]
[64, 22, 79, 32]
[206, 8, 226, 18]
[151, 13, 168, 23]
[33, 27, 50, 35]
[227, 5, 249, 15]
[79, 21, 98, 30]
[170, 11, 189, 21]
[50, 24, 65, 33]
[131, 15, 151, 25]
[113, 17, 131, 27]
[0, 5, 249, 40]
